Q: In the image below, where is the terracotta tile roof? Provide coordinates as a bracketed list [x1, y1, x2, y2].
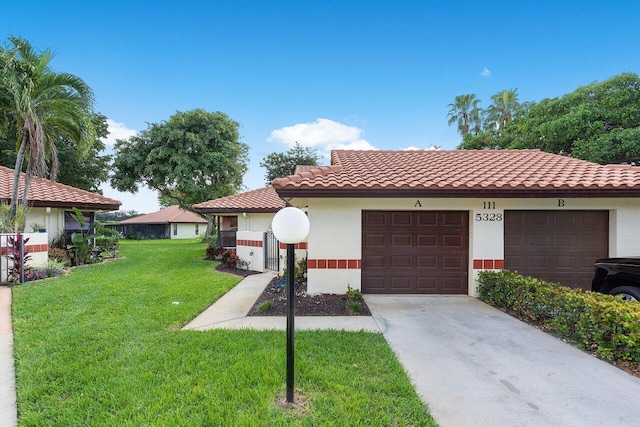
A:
[272, 149, 640, 197]
[294, 165, 319, 174]
[118, 205, 207, 224]
[0, 165, 121, 210]
[193, 186, 285, 213]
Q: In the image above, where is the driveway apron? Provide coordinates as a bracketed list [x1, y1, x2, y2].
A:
[365, 295, 640, 427]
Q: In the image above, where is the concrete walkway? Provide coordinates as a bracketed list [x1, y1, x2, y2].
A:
[183, 272, 381, 332]
[0, 287, 17, 427]
[365, 295, 640, 427]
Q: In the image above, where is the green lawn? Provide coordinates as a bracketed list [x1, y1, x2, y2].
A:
[11, 239, 435, 426]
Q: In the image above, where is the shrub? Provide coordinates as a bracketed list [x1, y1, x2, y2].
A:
[344, 284, 363, 301]
[477, 270, 640, 361]
[346, 301, 363, 315]
[281, 257, 307, 284]
[205, 244, 224, 260]
[96, 236, 120, 258]
[48, 248, 71, 266]
[32, 259, 67, 279]
[220, 250, 239, 269]
[257, 300, 275, 313]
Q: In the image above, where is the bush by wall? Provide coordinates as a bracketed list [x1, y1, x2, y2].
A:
[477, 270, 640, 362]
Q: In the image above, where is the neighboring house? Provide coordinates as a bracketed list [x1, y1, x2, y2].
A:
[1, 165, 121, 279]
[0, 165, 121, 238]
[111, 205, 207, 239]
[193, 186, 285, 272]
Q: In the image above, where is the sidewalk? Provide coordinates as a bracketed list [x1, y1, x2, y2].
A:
[183, 272, 382, 332]
[0, 286, 17, 427]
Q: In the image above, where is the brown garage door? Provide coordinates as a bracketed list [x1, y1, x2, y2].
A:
[504, 211, 608, 289]
[362, 211, 469, 294]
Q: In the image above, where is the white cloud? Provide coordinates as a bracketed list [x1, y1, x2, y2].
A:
[268, 118, 376, 157]
[481, 67, 491, 77]
[402, 145, 440, 151]
[102, 119, 138, 147]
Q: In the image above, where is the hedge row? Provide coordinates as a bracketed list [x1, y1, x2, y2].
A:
[477, 270, 640, 361]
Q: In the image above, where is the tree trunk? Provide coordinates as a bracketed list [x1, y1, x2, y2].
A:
[10, 133, 28, 217]
[204, 214, 214, 240]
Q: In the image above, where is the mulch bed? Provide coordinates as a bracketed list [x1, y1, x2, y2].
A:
[248, 278, 371, 317]
[213, 265, 371, 316]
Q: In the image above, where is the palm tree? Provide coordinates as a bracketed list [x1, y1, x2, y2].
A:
[0, 37, 95, 217]
[485, 89, 520, 130]
[447, 94, 482, 137]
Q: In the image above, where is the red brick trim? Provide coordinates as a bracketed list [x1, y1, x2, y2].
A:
[237, 239, 263, 248]
[473, 259, 504, 270]
[279, 242, 307, 250]
[308, 259, 361, 269]
[1, 244, 48, 255]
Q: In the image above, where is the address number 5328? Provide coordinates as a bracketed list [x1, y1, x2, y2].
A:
[475, 213, 503, 221]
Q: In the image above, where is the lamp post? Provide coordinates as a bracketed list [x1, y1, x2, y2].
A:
[271, 207, 310, 403]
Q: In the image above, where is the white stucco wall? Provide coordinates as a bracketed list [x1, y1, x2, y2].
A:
[236, 230, 266, 272]
[25, 207, 65, 240]
[238, 213, 275, 232]
[170, 222, 204, 239]
[298, 196, 640, 295]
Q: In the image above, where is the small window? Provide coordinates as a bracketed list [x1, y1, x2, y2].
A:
[173, 224, 177, 235]
[195, 224, 199, 235]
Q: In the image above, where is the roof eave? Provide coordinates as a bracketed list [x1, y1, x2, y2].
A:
[193, 207, 282, 214]
[274, 187, 640, 199]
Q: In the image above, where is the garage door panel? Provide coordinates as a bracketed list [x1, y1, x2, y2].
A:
[363, 211, 468, 294]
[442, 235, 465, 248]
[528, 255, 551, 269]
[364, 255, 386, 268]
[390, 256, 411, 268]
[416, 212, 438, 226]
[416, 256, 437, 269]
[530, 235, 550, 246]
[555, 256, 576, 268]
[505, 211, 608, 289]
[390, 276, 412, 291]
[441, 277, 467, 293]
[416, 235, 437, 247]
[442, 256, 465, 269]
[366, 277, 386, 292]
[391, 212, 413, 226]
[365, 234, 386, 247]
[416, 277, 437, 292]
[391, 235, 412, 247]
[554, 235, 576, 246]
[364, 211, 387, 226]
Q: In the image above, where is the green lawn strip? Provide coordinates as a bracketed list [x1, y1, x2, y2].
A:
[12, 239, 435, 426]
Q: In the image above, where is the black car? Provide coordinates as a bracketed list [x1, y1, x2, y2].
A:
[592, 257, 640, 301]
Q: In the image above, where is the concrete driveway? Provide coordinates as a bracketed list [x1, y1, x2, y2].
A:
[364, 295, 640, 427]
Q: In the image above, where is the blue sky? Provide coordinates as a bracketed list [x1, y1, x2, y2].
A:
[2, 1, 640, 213]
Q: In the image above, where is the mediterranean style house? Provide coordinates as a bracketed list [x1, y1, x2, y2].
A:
[197, 149, 640, 296]
[1, 165, 121, 278]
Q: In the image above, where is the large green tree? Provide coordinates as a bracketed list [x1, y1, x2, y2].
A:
[55, 113, 111, 193]
[446, 94, 482, 137]
[0, 36, 95, 215]
[459, 73, 640, 164]
[260, 141, 320, 184]
[110, 109, 249, 235]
